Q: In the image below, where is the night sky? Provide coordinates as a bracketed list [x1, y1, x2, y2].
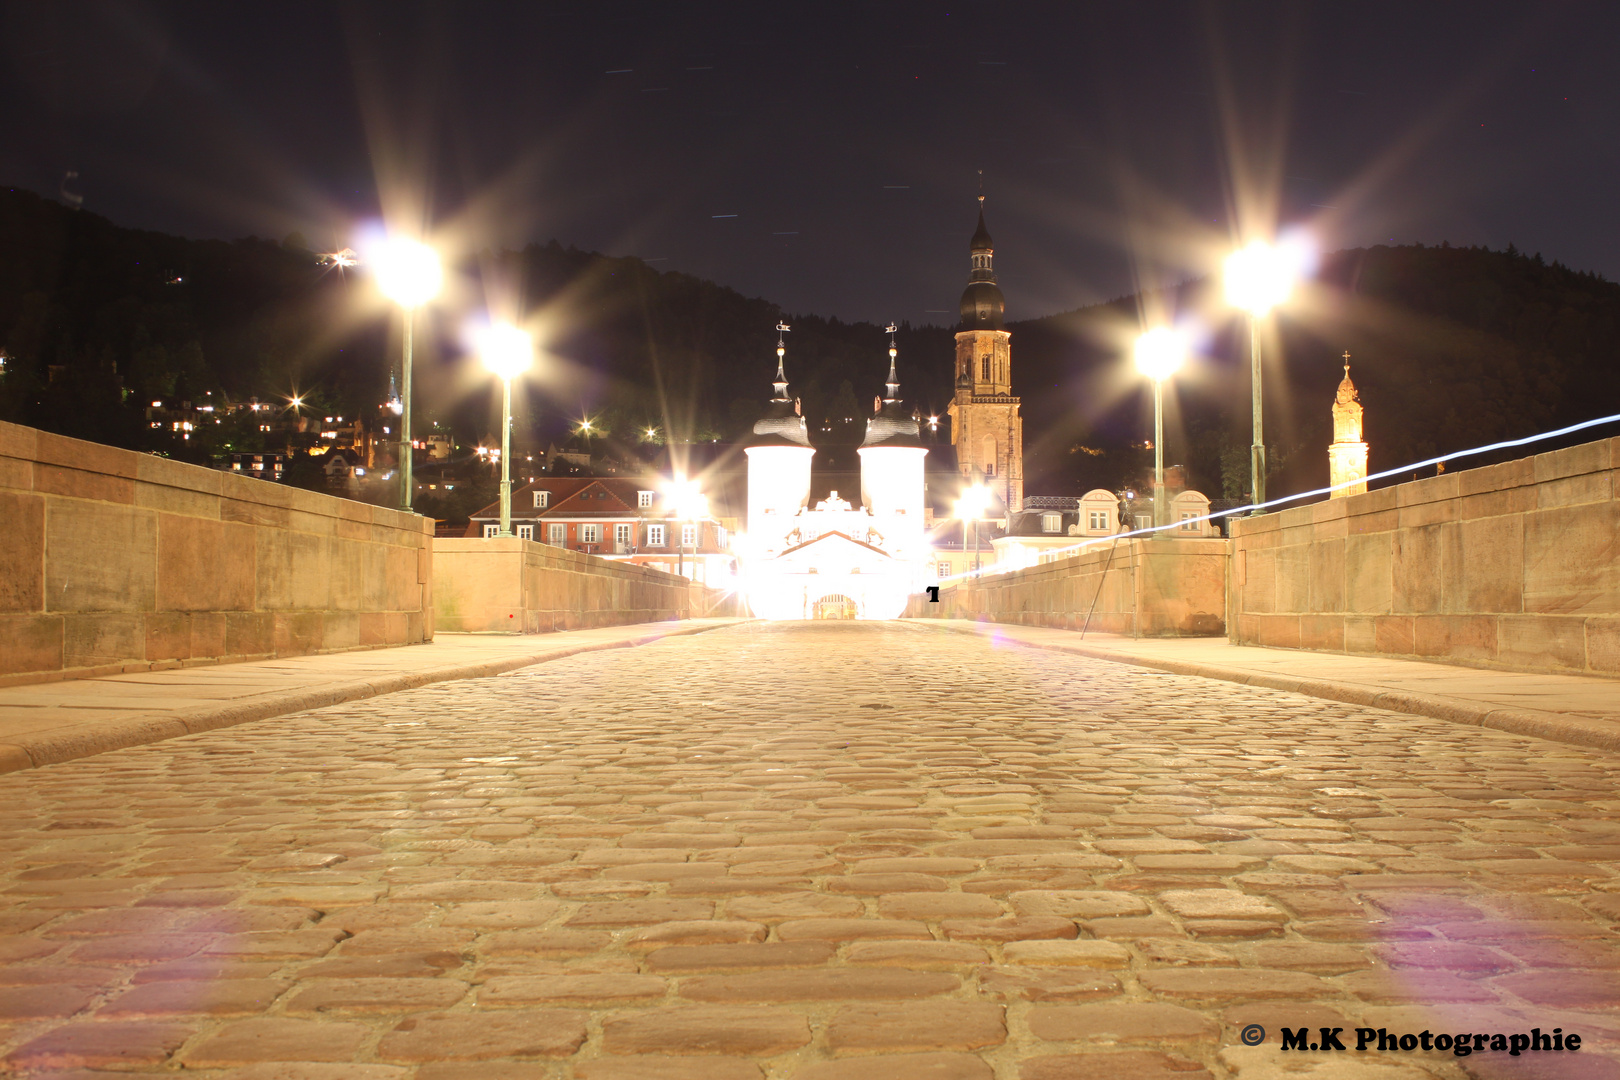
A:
[4, 1, 1616, 324]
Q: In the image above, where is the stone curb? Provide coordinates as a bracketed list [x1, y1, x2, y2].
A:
[0, 621, 738, 775]
[907, 619, 1620, 754]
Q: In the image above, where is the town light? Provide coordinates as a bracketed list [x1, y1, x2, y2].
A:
[663, 474, 709, 581]
[371, 237, 442, 514]
[1134, 327, 1188, 529]
[1223, 240, 1299, 317]
[475, 321, 532, 538]
[955, 482, 991, 573]
[1133, 326, 1187, 382]
[1224, 235, 1311, 511]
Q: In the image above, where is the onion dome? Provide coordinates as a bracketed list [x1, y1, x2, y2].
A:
[750, 324, 812, 448]
[959, 203, 1005, 330]
[861, 330, 925, 449]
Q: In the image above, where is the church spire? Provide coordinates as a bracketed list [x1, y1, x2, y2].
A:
[884, 323, 900, 402]
[771, 321, 791, 401]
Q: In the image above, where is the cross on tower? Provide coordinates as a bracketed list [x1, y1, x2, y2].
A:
[1342, 349, 1352, 376]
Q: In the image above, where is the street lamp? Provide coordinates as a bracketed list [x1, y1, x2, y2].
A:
[477, 322, 533, 538]
[373, 237, 442, 513]
[1133, 326, 1188, 530]
[1224, 239, 1302, 512]
[663, 474, 708, 580]
[955, 482, 991, 573]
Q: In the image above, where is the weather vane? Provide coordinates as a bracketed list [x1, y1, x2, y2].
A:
[776, 321, 791, 356]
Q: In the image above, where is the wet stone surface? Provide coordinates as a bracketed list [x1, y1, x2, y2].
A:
[1, 620, 1618, 1078]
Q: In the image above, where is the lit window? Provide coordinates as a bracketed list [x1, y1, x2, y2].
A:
[533, 490, 549, 508]
[547, 523, 566, 544]
[637, 490, 654, 508]
[1042, 513, 1061, 533]
[517, 524, 534, 541]
[681, 523, 697, 548]
[1088, 510, 1108, 531]
[483, 523, 499, 538]
[648, 524, 666, 547]
[615, 523, 632, 547]
[581, 524, 601, 544]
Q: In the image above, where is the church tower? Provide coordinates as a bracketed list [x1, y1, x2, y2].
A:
[1328, 352, 1368, 498]
[946, 198, 1023, 513]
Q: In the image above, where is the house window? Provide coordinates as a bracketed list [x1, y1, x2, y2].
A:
[1088, 510, 1109, 531]
[483, 523, 500, 538]
[715, 526, 727, 549]
[532, 490, 549, 508]
[637, 490, 654, 508]
[1042, 513, 1062, 533]
[681, 523, 698, 548]
[980, 356, 990, 380]
[647, 524, 666, 546]
[581, 524, 601, 544]
[615, 523, 632, 547]
[517, 524, 534, 541]
[1180, 512, 1201, 532]
[547, 523, 566, 544]
[937, 562, 951, 578]
[1134, 514, 1151, 531]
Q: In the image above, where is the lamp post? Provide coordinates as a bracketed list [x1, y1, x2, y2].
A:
[1133, 327, 1187, 530]
[477, 322, 533, 538]
[1224, 240, 1300, 512]
[373, 238, 442, 513]
[956, 483, 990, 574]
[663, 474, 707, 581]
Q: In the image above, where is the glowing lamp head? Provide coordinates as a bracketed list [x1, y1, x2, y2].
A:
[477, 322, 533, 381]
[1133, 326, 1187, 382]
[373, 238, 442, 308]
[663, 474, 708, 520]
[1224, 238, 1310, 316]
[956, 482, 991, 522]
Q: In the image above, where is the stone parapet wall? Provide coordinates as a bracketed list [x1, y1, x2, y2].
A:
[1230, 435, 1620, 675]
[0, 421, 433, 686]
[433, 537, 728, 632]
[906, 538, 1228, 636]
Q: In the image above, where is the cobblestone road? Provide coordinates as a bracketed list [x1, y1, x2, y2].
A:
[2, 622, 1618, 1080]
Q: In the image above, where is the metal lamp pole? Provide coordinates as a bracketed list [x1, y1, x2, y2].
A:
[497, 372, 513, 536]
[1248, 312, 1265, 511]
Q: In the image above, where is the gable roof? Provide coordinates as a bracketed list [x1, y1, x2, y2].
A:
[469, 476, 662, 521]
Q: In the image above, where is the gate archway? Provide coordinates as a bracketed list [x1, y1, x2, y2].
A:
[812, 593, 859, 620]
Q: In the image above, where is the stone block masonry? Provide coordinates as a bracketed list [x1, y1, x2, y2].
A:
[0, 421, 432, 686]
[1231, 434, 1620, 675]
[907, 537, 1228, 637]
[432, 536, 727, 633]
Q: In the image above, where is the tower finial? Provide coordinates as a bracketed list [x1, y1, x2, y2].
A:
[884, 323, 900, 401]
[1342, 349, 1351, 378]
[772, 321, 792, 400]
[977, 170, 985, 206]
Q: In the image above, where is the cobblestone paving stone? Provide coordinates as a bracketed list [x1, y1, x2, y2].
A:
[2, 621, 1618, 1079]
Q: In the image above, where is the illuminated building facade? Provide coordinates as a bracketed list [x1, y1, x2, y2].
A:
[741, 336, 929, 620]
[1329, 352, 1369, 498]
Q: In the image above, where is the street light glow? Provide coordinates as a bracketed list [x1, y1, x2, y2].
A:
[1133, 326, 1188, 382]
[477, 322, 533, 381]
[955, 482, 991, 522]
[372, 238, 442, 309]
[1223, 240, 1301, 317]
